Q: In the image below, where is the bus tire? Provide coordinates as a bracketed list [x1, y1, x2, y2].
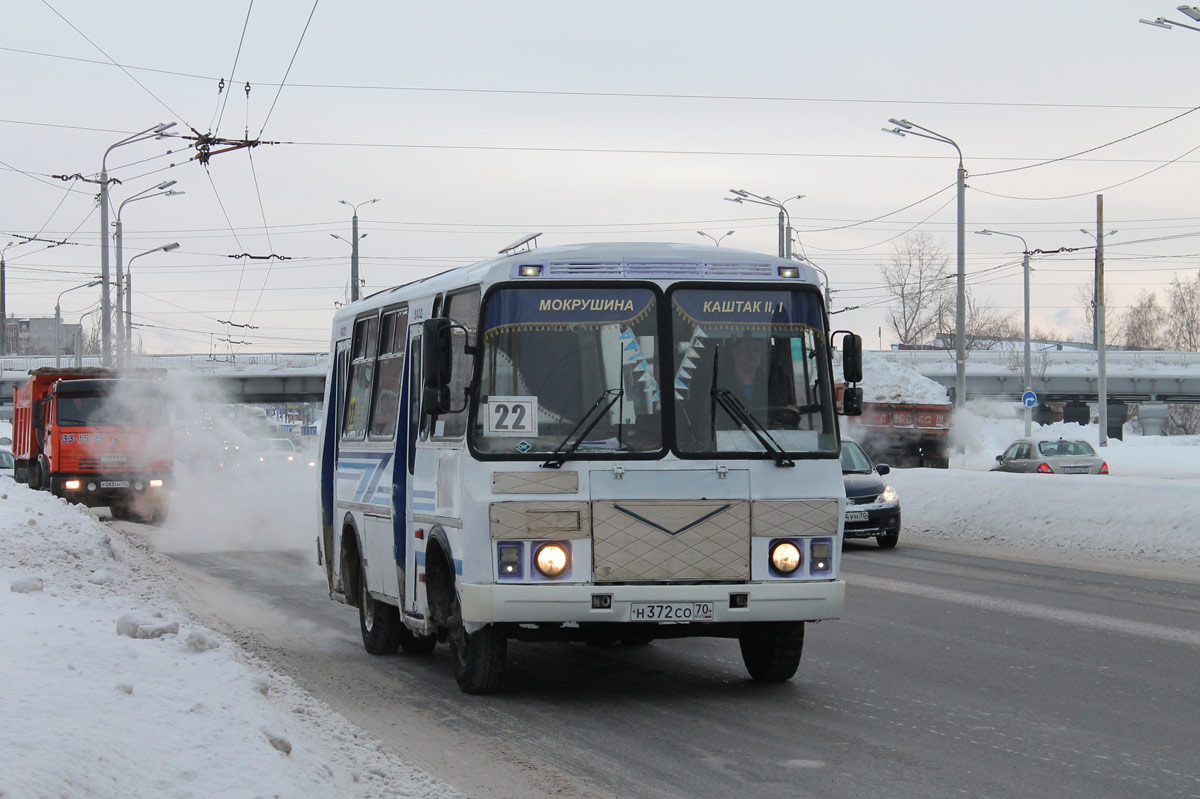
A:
[358, 563, 401, 656]
[738, 621, 804, 682]
[448, 587, 506, 694]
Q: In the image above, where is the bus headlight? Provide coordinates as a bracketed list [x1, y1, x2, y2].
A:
[534, 542, 569, 578]
[770, 540, 802, 575]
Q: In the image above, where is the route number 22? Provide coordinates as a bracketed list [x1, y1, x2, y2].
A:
[485, 397, 538, 437]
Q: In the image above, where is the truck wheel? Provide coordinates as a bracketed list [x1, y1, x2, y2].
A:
[447, 586, 506, 694]
[14, 462, 27, 484]
[877, 531, 899, 549]
[358, 563, 401, 655]
[37, 457, 51, 493]
[738, 621, 804, 682]
[25, 462, 39, 490]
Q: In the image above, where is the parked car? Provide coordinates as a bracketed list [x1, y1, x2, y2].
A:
[992, 438, 1108, 475]
[0, 447, 14, 476]
[840, 437, 901, 549]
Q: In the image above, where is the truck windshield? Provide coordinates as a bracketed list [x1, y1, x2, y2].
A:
[669, 287, 837, 457]
[473, 287, 663, 457]
[56, 394, 169, 427]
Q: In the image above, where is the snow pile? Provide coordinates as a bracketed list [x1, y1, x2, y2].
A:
[859, 351, 950, 404]
[0, 481, 460, 799]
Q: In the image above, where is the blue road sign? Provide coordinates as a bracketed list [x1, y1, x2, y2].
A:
[1022, 390, 1038, 408]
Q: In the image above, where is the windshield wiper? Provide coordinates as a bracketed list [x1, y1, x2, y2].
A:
[541, 388, 624, 469]
[710, 388, 795, 468]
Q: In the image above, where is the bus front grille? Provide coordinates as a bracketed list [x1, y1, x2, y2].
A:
[591, 500, 750, 582]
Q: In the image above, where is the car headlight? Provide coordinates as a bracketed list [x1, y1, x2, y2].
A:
[769, 540, 802, 575]
[534, 543, 569, 578]
[881, 485, 898, 504]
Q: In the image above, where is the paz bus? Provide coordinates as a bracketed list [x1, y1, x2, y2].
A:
[317, 241, 863, 694]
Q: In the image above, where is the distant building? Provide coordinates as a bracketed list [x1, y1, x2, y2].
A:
[2, 316, 81, 356]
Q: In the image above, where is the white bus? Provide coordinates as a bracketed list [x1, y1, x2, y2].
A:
[317, 242, 864, 694]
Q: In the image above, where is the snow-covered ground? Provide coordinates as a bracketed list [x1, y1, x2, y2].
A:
[3, 388, 1199, 796]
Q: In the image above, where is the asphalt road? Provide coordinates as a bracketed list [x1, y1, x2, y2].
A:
[153, 537, 1200, 799]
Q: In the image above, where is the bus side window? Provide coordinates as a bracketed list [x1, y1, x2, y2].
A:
[433, 286, 479, 439]
[369, 305, 408, 440]
[342, 314, 379, 442]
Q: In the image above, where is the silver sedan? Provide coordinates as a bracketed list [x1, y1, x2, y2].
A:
[992, 438, 1109, 475]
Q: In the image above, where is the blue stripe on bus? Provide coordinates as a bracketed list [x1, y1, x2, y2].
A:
[414, 550, 462, 575]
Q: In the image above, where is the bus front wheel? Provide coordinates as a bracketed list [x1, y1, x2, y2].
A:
[358, 563, 401, 655]
[738, 621, 805, 682]
[447, 588, 506, 694]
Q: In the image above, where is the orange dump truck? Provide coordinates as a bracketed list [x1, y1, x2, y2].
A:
[12, 368, 173, 522]
[845, 401, 953, 469]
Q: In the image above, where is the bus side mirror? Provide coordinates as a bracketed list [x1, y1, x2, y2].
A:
[838, 332, 863, 383]
[842, 386, 863, 416]
[421, 318, 454, 414]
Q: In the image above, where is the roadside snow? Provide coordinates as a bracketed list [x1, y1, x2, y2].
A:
[0, 481, 460, 799]
[859, 351, 951, 404]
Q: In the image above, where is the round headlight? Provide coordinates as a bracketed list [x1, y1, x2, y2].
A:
[534, 543, 569, 578]
[770, 541, 802, 575]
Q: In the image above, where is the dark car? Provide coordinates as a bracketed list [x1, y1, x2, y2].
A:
[840, 437, 901, 549]
[0, 448, 13, 476]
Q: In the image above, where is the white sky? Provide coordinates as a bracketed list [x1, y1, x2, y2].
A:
[4, 1, 1200, 355]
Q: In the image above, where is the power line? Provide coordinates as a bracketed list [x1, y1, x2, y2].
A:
[257, 0, 320, 137]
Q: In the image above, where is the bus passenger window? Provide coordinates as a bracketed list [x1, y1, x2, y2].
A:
[342, 314, 378, 441]
[369, 306, 408, 439]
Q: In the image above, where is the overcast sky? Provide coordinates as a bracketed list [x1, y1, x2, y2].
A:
[4, 0, 1200, 355]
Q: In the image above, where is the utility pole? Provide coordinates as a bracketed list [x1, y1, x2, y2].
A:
[334, 199, 380, 303]
[1095, 194, 1108, 447]
[0, 243, 10, 355]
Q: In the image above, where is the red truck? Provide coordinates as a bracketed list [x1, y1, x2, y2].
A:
[12, 368, 173, 522]
[844, 401, 953, 469]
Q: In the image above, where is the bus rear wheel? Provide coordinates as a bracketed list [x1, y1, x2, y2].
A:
[358, 564, 401, 655]
[447, 587, 506, 694]
[738, 621, 805, 682]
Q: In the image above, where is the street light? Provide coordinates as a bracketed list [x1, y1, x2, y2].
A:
[97, 122, 177, 366]
[883, 118, 967, 409]
[976, 229, 1033, 436]
[1081, 222, 1118, 447]
[1139, 6, 1200, 31]
[125, 243, 180, 363]
[115, 180, 183, 365]
[724, 190, 804, 258]
[334, 198, 380, 302]
[55, 280, 102, 368]
[697, 230, 735, 246]
[1, 239, 26, 355]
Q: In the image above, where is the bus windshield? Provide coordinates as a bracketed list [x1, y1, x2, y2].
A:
[473, 287, 663, 457]
[669, 287, 838, 457]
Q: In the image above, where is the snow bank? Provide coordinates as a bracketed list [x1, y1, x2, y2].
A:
[853, 351, 951, 404]
[0, 481, 459, 799]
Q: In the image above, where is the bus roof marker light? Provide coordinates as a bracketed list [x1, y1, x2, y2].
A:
[778, 266, 800, 279]
[518, 264, 543, 277]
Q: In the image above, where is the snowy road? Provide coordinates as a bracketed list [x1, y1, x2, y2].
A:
[130, 528, 1200, 799]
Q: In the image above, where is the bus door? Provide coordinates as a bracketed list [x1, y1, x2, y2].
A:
[405, 324, 432, 614]
[322, 338, 350, 581]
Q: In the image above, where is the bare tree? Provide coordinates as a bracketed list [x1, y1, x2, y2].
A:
[963, 294, 1019, 350]
[1074, 283, 1095, 345]
[1165, 270, 1200, 351]
[1113, 290, 1166, 350]
[879, 233, 954, 346]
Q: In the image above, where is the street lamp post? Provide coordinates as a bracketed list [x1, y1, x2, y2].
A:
[724, 190, 804, 258]
[97, 122, 177, 366]
[114, 181, 183, 366]
[124, 243, 180, 364]
[333, 198, 380, 302]
[1, 239, 23, 355]
[883, 118, 967, 408]
[976, 229, 1033, 436]
[697, 230, 734, 246]
[55, 280, 102, 368]
[1139, 6, 1200, 31]
[1081, 218, 1118, 447]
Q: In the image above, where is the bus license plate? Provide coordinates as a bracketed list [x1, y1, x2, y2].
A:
[100, 481, 129, 488]
[845, 510, 869, 522]
[630, 602, 714, 622]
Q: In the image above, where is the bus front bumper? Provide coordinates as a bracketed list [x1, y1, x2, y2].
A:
[458, 579, 844, 626]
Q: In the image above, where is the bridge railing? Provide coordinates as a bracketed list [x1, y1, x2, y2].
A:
[0, 352, 328, 374]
